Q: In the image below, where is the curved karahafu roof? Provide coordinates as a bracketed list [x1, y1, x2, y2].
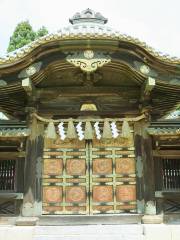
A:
[0, 8, 180, 66]
[0, 9, 180, 119]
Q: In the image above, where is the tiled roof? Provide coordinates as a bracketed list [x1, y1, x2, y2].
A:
[0, 127, 30, 137]
[0, 22, 180, 65]
[0, 122, 30, 137]
[147, 127, 180, 136]
[147, 121, 180, 136]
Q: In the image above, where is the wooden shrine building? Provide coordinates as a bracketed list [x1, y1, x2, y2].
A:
[0, 9, 180, 224]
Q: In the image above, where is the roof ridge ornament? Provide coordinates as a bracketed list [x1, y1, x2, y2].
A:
[69, 8, 108, 25]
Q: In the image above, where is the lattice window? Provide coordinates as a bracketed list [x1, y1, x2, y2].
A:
[162, 158, 180, 190]
[0, 160, 16, 191]
[155, 157, 180, 191]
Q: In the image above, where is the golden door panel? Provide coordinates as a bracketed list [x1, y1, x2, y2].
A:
[93, 186, 113, 202]
[116, 158, 135, 175]
[42, 139, 89, 215]
[43, 186, 63, 203]
[42, 130, 137, 215]
[90, 138, 136, 214]
[116, 185, 136, 202]
[43, 159, 63, 176]
[93, 159, 113, 175]
[65, 186, 86, 203]
[66, 159, 86, 175]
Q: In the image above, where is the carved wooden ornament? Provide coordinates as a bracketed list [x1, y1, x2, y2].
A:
[66, 50, 111, 73]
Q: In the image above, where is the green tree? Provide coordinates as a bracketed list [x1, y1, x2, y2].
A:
[36, 26, 48, 38]
[7, 21, 36, 52]
[7, 21, 48, 53]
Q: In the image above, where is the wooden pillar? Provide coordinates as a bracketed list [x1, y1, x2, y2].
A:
[134, 121, 145, 214]
[134, 119, 155, 214]
[22, 114, 44, 216]
[142, 121, 156, 214]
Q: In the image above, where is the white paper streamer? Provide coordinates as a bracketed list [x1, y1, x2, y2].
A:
[76, 122, 84, 140]
[111, 122, 119, 138]
[58, 122, 66, 140]
[94, 122, 101, 139]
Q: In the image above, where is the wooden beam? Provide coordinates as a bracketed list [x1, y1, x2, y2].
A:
[140, 77, 156, 113]
[141, 77, 156, 98]
[144, 77, 156, 95]
[38, 108, 140, 116]
[0, 193, 23, 199]
[22, 78, 35, 96]
[153, 150, 180, 157]
[0, 151, 25, 159]
[37, 86, 139, 99]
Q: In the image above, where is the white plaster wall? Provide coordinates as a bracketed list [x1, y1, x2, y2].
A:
[0, 224, 179, 240]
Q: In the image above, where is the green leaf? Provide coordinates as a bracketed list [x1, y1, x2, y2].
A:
[7, 21, 48, 52]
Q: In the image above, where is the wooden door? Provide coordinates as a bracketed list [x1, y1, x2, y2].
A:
[42, 137, 137, 215]
[42, 139, 89, 215]
[90, 138, 136, 214]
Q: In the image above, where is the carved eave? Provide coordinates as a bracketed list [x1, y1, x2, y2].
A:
[0, 54, 180, 119]
[0, 10, 180, 119]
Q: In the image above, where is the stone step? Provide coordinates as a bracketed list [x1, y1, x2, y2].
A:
[1, 224, 180, 240]
[34, 225, 143, 240]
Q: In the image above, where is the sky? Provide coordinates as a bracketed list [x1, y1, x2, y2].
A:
[0, 0, 180, 57]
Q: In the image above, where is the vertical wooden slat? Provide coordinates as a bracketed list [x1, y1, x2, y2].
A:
[0, 161, 2, 189]
[16, 159, 24, 192]
[2, 161, 4, 190]
[12, 160, 15, 190]
[177, 159, 179, 188]
[156, 157, 180, 190]
[0, 159, 16, 191]
[154, 157, 163, 191]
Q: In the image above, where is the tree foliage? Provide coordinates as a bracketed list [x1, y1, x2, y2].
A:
[7, 21, 48, 53]
[36, 26, 49, 38]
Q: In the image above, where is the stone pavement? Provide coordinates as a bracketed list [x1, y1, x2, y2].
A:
[0, 224, 179, 240]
